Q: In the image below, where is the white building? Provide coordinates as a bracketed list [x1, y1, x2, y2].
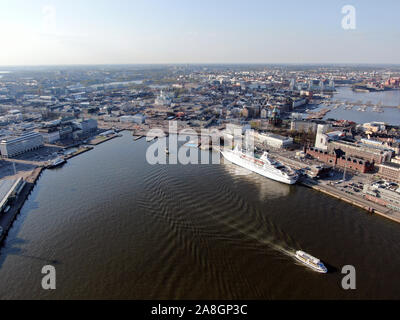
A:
[291, 113, 303, 120]
[314, 124, 345, 151]
[154, 90, 172, 106]
[74, 119, 98, 133]
[260, 108, 268, 119]
[0, 132, 44, 158]
[37, 128, 60, 143]
[255, 132, 293, 149]
[120, 114, 146, 124]
[315, 124, 332, 151]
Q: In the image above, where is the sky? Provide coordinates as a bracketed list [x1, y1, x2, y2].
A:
[0, 0, 399, 66]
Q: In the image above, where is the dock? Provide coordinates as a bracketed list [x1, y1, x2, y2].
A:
[88, 133, 122, 146]
[300, 178, 400, 224]
[268, 151, 400, 224]
[64, 146, 93, 160]
[0, 167, 44, 246]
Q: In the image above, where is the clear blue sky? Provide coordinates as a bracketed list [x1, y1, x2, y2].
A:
[0, 0, 399, 65]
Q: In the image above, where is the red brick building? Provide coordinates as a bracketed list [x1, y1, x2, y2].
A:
[306, 147, 374, 173]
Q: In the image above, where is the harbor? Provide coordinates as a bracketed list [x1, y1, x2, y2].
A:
[0, 143, 108, 248]
[0, 167, 43, 246]
[309, 86, 400, 125]
[300, 178, 400, 224]
[266, 150, 400, 224]
[1, 131, 399, 299]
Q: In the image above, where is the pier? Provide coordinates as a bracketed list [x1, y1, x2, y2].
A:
[270, 152, 400, 224]
[88, 133, 122, 146]
[0, 167, 44, 246]
[322, 100, 400, 109]
[63, 146, 93, 161]
[300, 178, 400, 224]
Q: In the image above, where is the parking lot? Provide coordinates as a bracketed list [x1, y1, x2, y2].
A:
[12, 145, 64, 163]
[0, 161, 37, 180]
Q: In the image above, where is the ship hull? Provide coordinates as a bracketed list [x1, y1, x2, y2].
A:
[49, 160, 66, 169]
[221, 150, 297, 185]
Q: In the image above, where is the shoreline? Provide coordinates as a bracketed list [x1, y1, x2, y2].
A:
[300, 178, 400, 224]
[0, 147, 94, 248]
[0, 140, 107, 248]
[1, 135, 399, 251]
[0, 167, 44, 246]
[87, 133, 122, 146]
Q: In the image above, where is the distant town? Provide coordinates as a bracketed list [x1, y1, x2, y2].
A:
[0, 64, 400, 241]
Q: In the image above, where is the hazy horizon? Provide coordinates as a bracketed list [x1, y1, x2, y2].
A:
[1, 0, 399, 66]
[1, 62, 400, 69]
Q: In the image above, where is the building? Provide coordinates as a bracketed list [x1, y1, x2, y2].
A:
[377, 162, 400, 183]
[306, 147, 374, 173]
[79, 119, 98, 133]
[37, 127, 60, 144]
[363, 181, 400, 211]
[0, 132, 44, 158]
[314, 124, 346, 151]
[292, 98, 307, 109]
[267, 107, 282, 126]
[328, 140, 393, 164]
[59, 126, 73, 140]
[291, 120, 317, 133]
[254, 132, 293, 149]
[362, 122, 386, 134]
[155, 90, 172, 106]
[120, 114, 146, 124]
[0, 178, 26, 212]
[260, 108, 268, 119]
[225, 124, 251, 135]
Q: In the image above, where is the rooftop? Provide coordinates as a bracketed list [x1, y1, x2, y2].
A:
[380, 162, 400, 169]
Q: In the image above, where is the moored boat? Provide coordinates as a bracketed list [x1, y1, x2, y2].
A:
[221, 147, 298, 185]
[49, 157, 67, 169]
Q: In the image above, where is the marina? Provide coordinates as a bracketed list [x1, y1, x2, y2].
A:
[310, 87, 400, 125]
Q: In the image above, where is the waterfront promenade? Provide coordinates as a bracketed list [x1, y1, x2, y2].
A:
[301, 178, 400, 224]
[272, 152, 400, 224]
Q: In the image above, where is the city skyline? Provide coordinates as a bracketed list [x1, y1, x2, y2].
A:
[1, 0, 400, 66]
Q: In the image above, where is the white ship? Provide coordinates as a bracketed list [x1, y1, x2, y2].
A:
[221, 147, 298, 185]
[49, 157, 66, 168]
[295, 251, 328, 273]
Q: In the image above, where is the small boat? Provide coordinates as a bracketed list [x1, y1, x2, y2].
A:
[49, 157, 67, 168]
[4, 205, 10, 213]
[294, 251, 328, 273]
[165, 148, 170, 154]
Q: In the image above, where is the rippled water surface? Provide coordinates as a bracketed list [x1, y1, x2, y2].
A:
[0, 132, 399, 299]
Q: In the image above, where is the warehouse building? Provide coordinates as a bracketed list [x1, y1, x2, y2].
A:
[0, 132, 44, 158]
